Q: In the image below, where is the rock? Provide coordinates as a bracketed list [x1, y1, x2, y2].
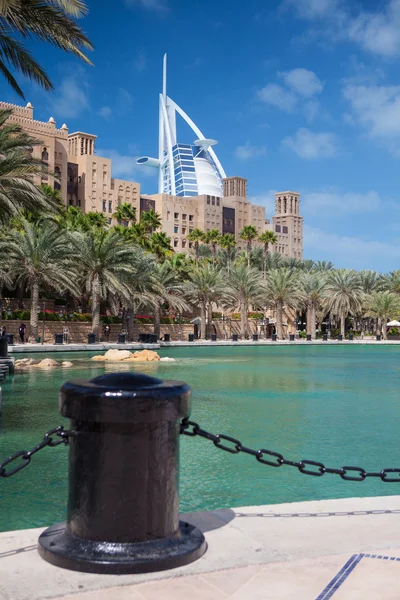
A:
[15, 358, 38, 367]
[104, 349, 133, 361]
[62, 361, 73, 367]
[125, 350, 160, 362]
[35, 358, 60, 368]
[91, 355, 106, 361]
[160, 357, 175, 362]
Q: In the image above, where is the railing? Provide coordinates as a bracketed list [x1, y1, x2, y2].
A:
[1, 372, 399, 574]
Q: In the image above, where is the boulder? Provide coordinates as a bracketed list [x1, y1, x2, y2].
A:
[35, 358, 60, 368]
[15, 358, 38, 367]
[62, 361, 73, 367]
[91, 355, 106, 361]
[125, 350, 160, 362]
[104, 349, 133, 361]
[160, 357, 175, 362]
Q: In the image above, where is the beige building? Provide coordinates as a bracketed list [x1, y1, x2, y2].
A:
[143, 176, 303, 258]
[0, 100, 303, 258]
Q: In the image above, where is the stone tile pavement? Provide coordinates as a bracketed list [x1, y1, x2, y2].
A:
[2, 496, 400, 599]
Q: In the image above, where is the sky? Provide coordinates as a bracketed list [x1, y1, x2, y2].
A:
[2, 0, 400, 272]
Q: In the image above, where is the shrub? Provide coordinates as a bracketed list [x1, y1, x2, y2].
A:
[299, 331, 307, 338]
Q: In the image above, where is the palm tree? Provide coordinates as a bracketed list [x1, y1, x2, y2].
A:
[324, 269, 364, 337]
[301, 272, 326, 339]
[265, 268, 302, 339]
[258, 231, 278, 279]
[225, 265, 265, 339]
[314, 260, 334, 271]
[0, 0, 93, 98]
[148, 263, 188, 338]
[113, 202, 136, 226]
[364, 291, 400, 340]
[183, 266, 224, 339]
[0, 109, 61, 222]
[3, 220, 79, 340]
[205, 229, 220, 266]
[76, 229, 142, 339]
[187, 228, 205, 266]
[140, 209, 162, 234]
[219, 233, 236, 273]
[240, 225, 258, 267]
[148, 231, 173, 261]
[381, 270, 400, 295]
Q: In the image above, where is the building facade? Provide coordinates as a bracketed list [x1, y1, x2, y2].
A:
[0, 99, 303, 258]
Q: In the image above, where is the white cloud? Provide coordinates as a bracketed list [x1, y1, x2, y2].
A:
[282, 0, 338, 20]
[133, 49, 147, 73]
[125, 0, 168, 14]
[98, 106, 112, 119]
[347, 0, 400, 57]
[97, 149, 156, 180]
[50, 75, 89, 119]
[257, 83, 297, 112]
[304, 224, 400, 270]
[278, 68, 323, 97]
[302, 190, 382, 216]
[281, 128, 339, 159]
[343, 84, 400, 150]
[283, 0, 400, 57]
[248, 190, 276, 217]
[235, 142, 267, 161]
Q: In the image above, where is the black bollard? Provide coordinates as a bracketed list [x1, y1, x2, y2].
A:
[289, 334, 295, 342]
[0, 336, 7, 358]
[38, 372, 206, 574]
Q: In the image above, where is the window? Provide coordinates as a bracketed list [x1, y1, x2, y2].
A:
[182, 240, 187, 248]
[212, 197, 215, 205]
[216, 198, 220, 206]
[207, 197, 210, 205]
[182, 213, 187, 220]
[282, 226, 288, 234]
[189, 228, 193, 233]
[189, 214, 193, 222]
[275, 225, 281, 232]
[174, 226, 179, 234]
[174, 239, 178, 248]
[108, 201, 112, 213]
[41, 147, 49, 162]
[189, 242, 193, 249]
[77, 199, 81, 207]
[174, 212, 179, 219]
[102, 200, 106, 212]
[182, 227, 186, 234]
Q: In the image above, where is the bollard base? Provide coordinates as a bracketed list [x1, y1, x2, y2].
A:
[38, 521, 207, 574]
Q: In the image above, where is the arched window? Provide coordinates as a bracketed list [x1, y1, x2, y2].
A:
[42, 147, 49, 162]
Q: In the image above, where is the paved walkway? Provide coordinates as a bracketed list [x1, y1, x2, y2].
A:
[2, 496, 400, 599]
[7, 339, 400, 353]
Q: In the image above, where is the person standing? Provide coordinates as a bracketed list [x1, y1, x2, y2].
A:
[104, 324, 110, 342]
[19, 322, 26, 343]
[0, 325, 6, 337]
[63, 324, 69, 344]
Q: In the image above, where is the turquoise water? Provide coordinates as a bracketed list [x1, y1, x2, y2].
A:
[1, 345, 400, 532]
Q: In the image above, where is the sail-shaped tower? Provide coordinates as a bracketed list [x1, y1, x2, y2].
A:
[137, 55, 226, 197]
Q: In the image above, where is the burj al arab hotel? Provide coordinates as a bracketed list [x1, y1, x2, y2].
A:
[137, 55, 226, 198]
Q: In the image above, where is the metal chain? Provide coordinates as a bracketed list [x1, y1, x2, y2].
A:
[180, 419, 400, 482]
[0, 426, 74, 478]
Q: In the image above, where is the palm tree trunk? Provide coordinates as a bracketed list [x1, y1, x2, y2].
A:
[383, 317, 388, 340]
[306, 304, 312, 336]
[263, 244, 267, 279]
[227, 250, 231, 274]
[207, 303, 213, 338]
[91, 275, 101, 338]
[212, 245, 216, 266]
[153, 303, 161, 338]
[30, 279, 39, 341]
[276, 301, 283, 339]
[247, 241, 251, 267]
[341, 312, 345, 337]
[195, 242, 199, 266]
[311, 302, 317, 339]
[200, 299, 207, 339]
[240, 293, 247, 339]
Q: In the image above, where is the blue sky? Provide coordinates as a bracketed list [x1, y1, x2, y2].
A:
[2, 0, 400, 271]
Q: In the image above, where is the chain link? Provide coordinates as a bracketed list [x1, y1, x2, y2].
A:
[0, 426, 74, 478]
[180, 419, 400, 483]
